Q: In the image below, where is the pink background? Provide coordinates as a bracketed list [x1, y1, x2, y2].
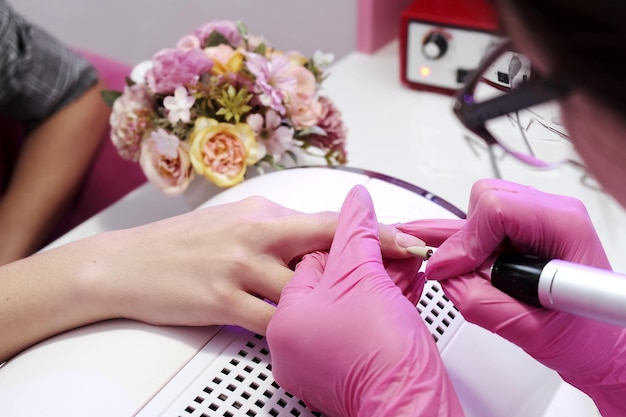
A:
[357, 0, 414, 53]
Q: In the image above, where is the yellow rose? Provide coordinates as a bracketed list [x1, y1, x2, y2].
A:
[188, 117, 259, 187]
[286, 51, 308, 67]
[204, 44, 244, 75]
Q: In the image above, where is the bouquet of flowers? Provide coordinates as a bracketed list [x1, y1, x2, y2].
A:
[103, 20, 348, 195]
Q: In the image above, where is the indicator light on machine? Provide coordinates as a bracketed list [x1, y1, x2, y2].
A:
[400, 0, 500, 95]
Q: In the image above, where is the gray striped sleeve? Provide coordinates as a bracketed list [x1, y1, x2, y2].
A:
[0, 0, 99, 131]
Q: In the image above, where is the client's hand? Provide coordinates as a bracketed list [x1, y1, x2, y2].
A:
[82, 195, 423, 333]
[399, 179, 626, 416]
[0, 193, 425, 363]
[267, 186, 464, 417]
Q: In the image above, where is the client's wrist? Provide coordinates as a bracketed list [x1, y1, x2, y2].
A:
[56, 231, 131, 323]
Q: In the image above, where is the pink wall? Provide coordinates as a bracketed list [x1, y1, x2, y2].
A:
[357, 0, 414, 53]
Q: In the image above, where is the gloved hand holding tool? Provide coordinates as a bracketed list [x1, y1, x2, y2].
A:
[399, 179, 626, 417]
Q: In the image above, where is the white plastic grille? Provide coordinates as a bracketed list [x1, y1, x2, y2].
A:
[138, 284, 464, 417]
[418, 280, 463, 349]
[182, 333, 317, 417]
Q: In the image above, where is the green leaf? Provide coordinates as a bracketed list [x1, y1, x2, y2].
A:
[205, 30, 230, 47]
[254, 42, 266, 56]
[100, 90, 122, 107]
[236, 21, 248, 37]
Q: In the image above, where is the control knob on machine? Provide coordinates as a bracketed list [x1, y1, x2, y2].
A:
[421, 31, 448, 60]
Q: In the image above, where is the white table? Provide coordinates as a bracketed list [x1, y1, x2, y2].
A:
[1, 40, 615, 416]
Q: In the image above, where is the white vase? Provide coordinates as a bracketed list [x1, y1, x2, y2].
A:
[181, 165, 269, 209]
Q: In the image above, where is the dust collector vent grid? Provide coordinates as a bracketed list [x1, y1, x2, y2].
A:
[418, 280, 461, 344]
[174, 332, 321, 417]
[141, 280, 463, 417]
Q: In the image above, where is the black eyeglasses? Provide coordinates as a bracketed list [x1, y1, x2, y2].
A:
[453, 39, 574, 169]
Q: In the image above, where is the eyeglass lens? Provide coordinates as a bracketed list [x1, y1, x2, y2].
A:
[472, 50, 574, 167]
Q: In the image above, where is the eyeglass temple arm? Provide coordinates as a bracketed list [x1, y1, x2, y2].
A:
[456, 78, 569, 129]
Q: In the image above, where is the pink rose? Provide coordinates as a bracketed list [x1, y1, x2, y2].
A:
[286, 65, 317, 101]
[110, 84, 156, 161]
[145, 48, 213, 95]
[204, 44, 236, 65]
[287, 95, 322, 129]
[193, 20, 242, 47]
[139, 129, 194, 195]
[306, 96, 348, 164]
[176, 35, 201, 50]
[284, 65, 319, 129]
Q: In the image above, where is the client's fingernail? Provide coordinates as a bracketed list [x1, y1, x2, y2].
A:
[396, 232, 425, 249]
[407, 246, 434, 260]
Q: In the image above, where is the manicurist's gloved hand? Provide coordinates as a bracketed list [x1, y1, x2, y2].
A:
[267, 185, 464, 417]
[398, 178, 626, 417]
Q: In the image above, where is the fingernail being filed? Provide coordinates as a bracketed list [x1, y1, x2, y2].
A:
[406, 246, 498, 281]
[407, 246, 434, 260]
[396, 232, 425, 250]
[407, 245, 440, 278]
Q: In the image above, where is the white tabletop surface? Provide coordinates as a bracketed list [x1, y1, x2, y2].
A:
[0, 40, 615, 416]
[322, 41, 626, 275]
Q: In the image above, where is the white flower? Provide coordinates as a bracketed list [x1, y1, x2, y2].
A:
[129, 60, 154, 84]
[312, 50, 335, 68]
[164, 86, 195, 124]
[152, 128, 179, 158]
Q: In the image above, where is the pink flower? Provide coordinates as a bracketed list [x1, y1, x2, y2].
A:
[107, 19, 349, 195]
[139, 129, 194, 195]
[246, 53, 296, 115]
[145, 48, 213, 95]
[284, 61, 321, 128]
[286, 65, 317, 101]
[193, 20, 242, 47]
[287, 95, 322, 129]
[109, 84, 156, 161]
[204, 44, 236, 66]
[246, 110, 294, 159]
[176, 35, 201, 50]
[306, 96, 348, 163]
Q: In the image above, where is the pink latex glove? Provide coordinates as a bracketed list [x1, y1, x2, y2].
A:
[267, 185, 464, 417]
[398, 179, 626, 416]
